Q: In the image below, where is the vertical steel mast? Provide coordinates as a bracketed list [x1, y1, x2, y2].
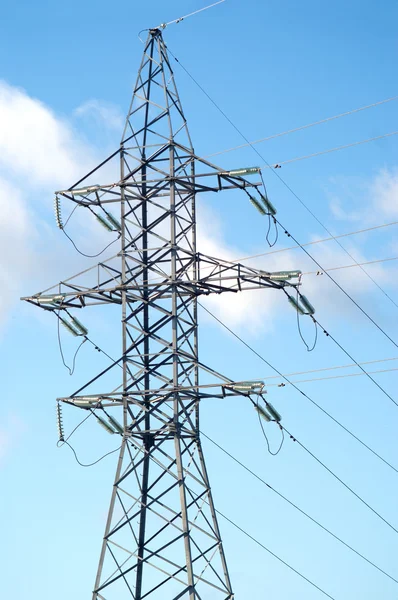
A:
[23, 27, 303, 600]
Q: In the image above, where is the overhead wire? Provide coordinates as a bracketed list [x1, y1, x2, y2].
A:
[214, 506, 336, 599]
[234, 220, 398, 263]
[198, 301, 398, 475]
[168, 46, 398, 331]
[259, 131, 398, 169]
[303, 255, 398, 276]
[308, 313, 398, 408]
[263, 356, 398, 380]
[55, 329, 398, 586]
[202, 432, 398, 585]
[158, 0, 226, 28]
[55, 326, 398, 587]
[264, 366, 398, 386]
[282, 425, 398, 535]
[263, 171, 398, 330]
[206, 95, 398, 157]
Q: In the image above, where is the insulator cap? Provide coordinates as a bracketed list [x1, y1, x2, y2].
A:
[265, 402, 282, 422]
[254, 405, 272, 422]
[54, 196, 63, 230]
[248, 195, 266, 215]
[269, 270, 302, 281]
[59, 317, 80, 336]
[226, 166, 260, 177]
[70, 316, 88, 336]
[104, 211, 121, 231]
[97, 416, 115, 434]
[259, 194, 277, 216]
[95, 213, 113, 231]
[108, 416, 124, 434]
[56, 402, 65, 442]
[299, 295, 315, 315]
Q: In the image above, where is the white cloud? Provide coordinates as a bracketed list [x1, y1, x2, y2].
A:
[0, 78, 396, 337]
[0, 81, 109, 330]
[369, 168, 398, 218]
[74, 99, 124, 131]
[0, 177, 36, 321]
[196, 200, 398, 334]
[328, 168, 398, 224]
[0, 81, 96, 188]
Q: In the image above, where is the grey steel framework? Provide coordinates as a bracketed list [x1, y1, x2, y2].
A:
[23, 29, 300, 600]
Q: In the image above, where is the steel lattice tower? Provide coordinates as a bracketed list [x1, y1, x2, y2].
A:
[23, 28, 301, 600]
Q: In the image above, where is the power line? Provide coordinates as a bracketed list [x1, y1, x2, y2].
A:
[158, 0, 226, 28]
[263, 356, 398, 380]
[202, 432, 398, 585]
[259, 131, 398, 169]
[275, 216, 398, 349]
[311, 316, 398, 406]
[270, 192, 398, 324]
[213, 506, 336, 599]
[169, 48, 398, 329]
[206, 95, 398, 157]
[57, 327, 398, 588]
[56, 327, 398, 586]
[198, 302, 398, 475]
[283, 426, 398, 535]
[234, 220, 398, 263]
[303, 255, 398, 275]
[309, 314, 398, 408]
[265, 366, 398, 386]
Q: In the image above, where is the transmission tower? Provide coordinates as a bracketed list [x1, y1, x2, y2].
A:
[23, 28, 305, 600]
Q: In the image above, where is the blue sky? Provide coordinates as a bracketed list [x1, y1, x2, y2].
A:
[1, 1, 398, 599]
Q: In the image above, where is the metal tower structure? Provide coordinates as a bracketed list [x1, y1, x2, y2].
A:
[23, 28, 303, 600]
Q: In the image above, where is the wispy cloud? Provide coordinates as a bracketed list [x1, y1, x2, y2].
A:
[0, 81, 106, 329]
[328, 168, 398, 223]
[74, 99, 124, 132]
